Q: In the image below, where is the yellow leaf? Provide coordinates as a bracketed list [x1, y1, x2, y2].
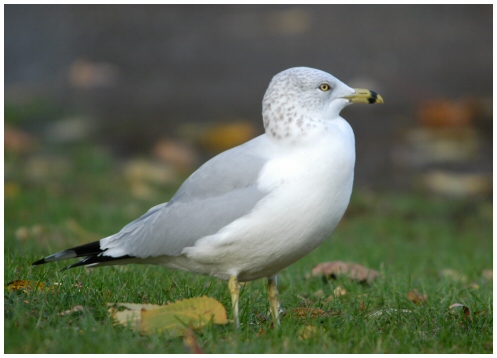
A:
[108, 303, 164, 327]
[6, 280, 46, 292]
[141, 296, 228, 336]
[108, 296, 228, 336]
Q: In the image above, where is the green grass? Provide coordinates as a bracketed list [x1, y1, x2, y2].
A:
[5, 141, 493, 353]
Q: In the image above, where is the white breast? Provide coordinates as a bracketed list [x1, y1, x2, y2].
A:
[181, 117, 355, 281]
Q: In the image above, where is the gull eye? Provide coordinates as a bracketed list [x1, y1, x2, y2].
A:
[319, 83, 331, 92]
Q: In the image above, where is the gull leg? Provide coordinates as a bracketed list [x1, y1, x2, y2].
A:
[268, 275, 280, 326]
[228, 275, 241, 328]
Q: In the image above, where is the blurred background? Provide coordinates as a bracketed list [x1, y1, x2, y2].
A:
[5, 4, 492, 200]
[5, 8, 493, 353]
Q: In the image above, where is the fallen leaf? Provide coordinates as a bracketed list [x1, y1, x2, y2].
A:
[292, 307, 326, 319]
[311, 261, 380, 283]
[408, 289, 427, 304]
[6, 280, 46, 292]
[141, 296, 227, 335]
[449, 303, 472, 329]
[108, 303, 165, 327]
[291, 307, 340, 321]
[108, 296, 228, 336]
[449, 303, 471, 318]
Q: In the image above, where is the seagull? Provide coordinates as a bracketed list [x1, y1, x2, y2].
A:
[33, 67, 383, 327]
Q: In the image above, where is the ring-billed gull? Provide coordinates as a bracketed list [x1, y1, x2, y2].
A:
[33, 67, 383, 327]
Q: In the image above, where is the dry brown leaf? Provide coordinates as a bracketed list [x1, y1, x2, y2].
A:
[108, 296, 228, 336]
[291, 307, 339, 321]
[408, 289, 428, 304]
[449, 303, 471, 318]
[449, 303, 472, 329]
[292, 307, 326, 319]
[311, 261, 380, 283]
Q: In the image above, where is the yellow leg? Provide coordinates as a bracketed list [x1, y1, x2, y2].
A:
[229, 275, 241, 328]
[268, 275, 280, 325]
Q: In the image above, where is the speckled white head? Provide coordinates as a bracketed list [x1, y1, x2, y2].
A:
[262, 67, 382, 141]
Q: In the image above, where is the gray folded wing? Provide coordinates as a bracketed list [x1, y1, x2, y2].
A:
[101, 138, 270, 258]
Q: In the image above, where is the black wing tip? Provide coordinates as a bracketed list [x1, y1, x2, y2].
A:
[31, 240, 103, 267]
[31, 240, 135, 270]
[62, 254, 136, 270]
[32, 258, 47, 266]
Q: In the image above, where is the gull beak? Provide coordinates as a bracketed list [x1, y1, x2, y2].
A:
[342, 88, 384, 104]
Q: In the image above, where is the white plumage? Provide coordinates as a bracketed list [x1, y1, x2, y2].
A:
[33, 67, 383, 327]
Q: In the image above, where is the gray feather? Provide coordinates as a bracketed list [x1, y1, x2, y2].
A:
[100, 137, 270, 258]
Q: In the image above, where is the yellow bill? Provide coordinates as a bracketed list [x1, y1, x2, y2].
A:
[343, 88, 384, 104]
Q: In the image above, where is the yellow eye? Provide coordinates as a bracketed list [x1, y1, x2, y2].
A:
[319, 83, 331, 91]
